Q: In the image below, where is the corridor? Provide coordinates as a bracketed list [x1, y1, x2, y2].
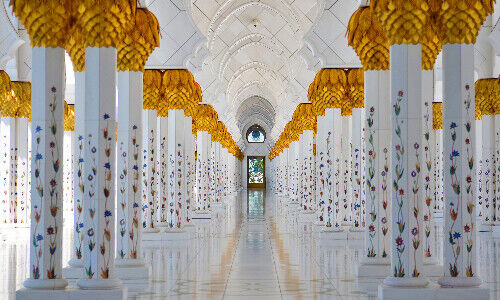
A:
[0, 190, 500, 299]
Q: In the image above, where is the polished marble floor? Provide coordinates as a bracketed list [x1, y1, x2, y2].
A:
[1, 190, 500, 299]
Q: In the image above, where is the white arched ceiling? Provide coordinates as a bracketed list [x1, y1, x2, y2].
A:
[190, 0, 318, 137]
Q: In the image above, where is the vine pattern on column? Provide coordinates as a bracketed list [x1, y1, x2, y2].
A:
[32, 125, 43, 279]
[463, 84, 474, 277]
[366, 106, 376, 257]
[410, 142, 421, 277]
[448, 120, 460, 277]
[381, 148, 389, 257]
[130, 125, 140, 258]
[101, 113, 113, 279]
[85, 134, 97, 279]
[423, 102, 432, 258]
[75, 135, 84, 260]
[47, 87, 61, 279]
[393, 90, 406, 278]
[118, 141, 127, 259]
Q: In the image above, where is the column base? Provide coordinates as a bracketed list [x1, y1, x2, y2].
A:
[77, 278, 122, 290]
[318, 229, 348, 240]
[23, 278, 68, 289]
[17, 286, 127, 300]
[356, 258, 390, 278]
[142, 229, 190, 241]
[298, 211, 316, 223]
[378, 283, 435, 300]
[435, 285, 489, 300]
[192, 211, 212, 219]
[62, 265, 85, 280]
[437, 276, 482, 288]
[383, 277, 429, 287]
[142, 227, 160, 233]
[422, 262, 443, 278]
[347, 230, 364, 240]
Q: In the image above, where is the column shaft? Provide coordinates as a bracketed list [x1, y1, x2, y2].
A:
[79, 47, 120, 288]
[167, 109, 185, 229]
[386, 44, 426, 286]
[26, 46, 67, 289]
[116, 71, 144, 263]
[439, 44, 480, 287]
[142, 109, 158, 231]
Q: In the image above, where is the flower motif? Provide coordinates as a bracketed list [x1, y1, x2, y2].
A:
[450, 122, 457, 129]
[87, 228, 94, 237]
[104, 210, 112, 217]
[369, 225, 375, 232]
[411, 228, 418, 236]
[103, 113, 110, 120]
[414, 143, 419, 149]
[398, 90, 404, 97]
[395, 237, 404, 246]
[464, 225, 470, 232]
[453, 232, 461, 239]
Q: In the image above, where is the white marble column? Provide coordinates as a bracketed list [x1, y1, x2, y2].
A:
[0, 116, 16, 224]
[315, 114, 326, 224]
[433, 119, 444, 214]
[288, 140, 299, 205]
[209, 139, 217, 206]
[184, 116, 195, 222]
[299, 130, 315, 212]
[68, 71, 85, 268]
[62, 130, 74, 226]
[78, 47, 120, 289]
[351, 106, 365, 231]
[360, 70, 391, 268]
[167, 109, 186, 230]
[384, 44, 426, 287]
[196, 131, 211, 212]
[116, 71, 144, 265]
[341, 115, 352, 226]
[25, 47, 67, 289]
[438, 44, 480, 287]
[422, 71, 438, 265]
[16, 117, 30, 224]
[142, 109, 158, 232]
[156, 115, 168, 227]
[323, 108, 342, 229]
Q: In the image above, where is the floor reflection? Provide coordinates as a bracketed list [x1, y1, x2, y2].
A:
[1, 191, 500, 299]
[247, 188, 265, 219]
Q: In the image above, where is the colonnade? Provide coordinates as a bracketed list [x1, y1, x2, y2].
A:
[4, 0, 243, 296]
[268, 0, 498, 296]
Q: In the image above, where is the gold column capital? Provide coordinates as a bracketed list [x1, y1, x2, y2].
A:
[117, 8, 160, 72]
